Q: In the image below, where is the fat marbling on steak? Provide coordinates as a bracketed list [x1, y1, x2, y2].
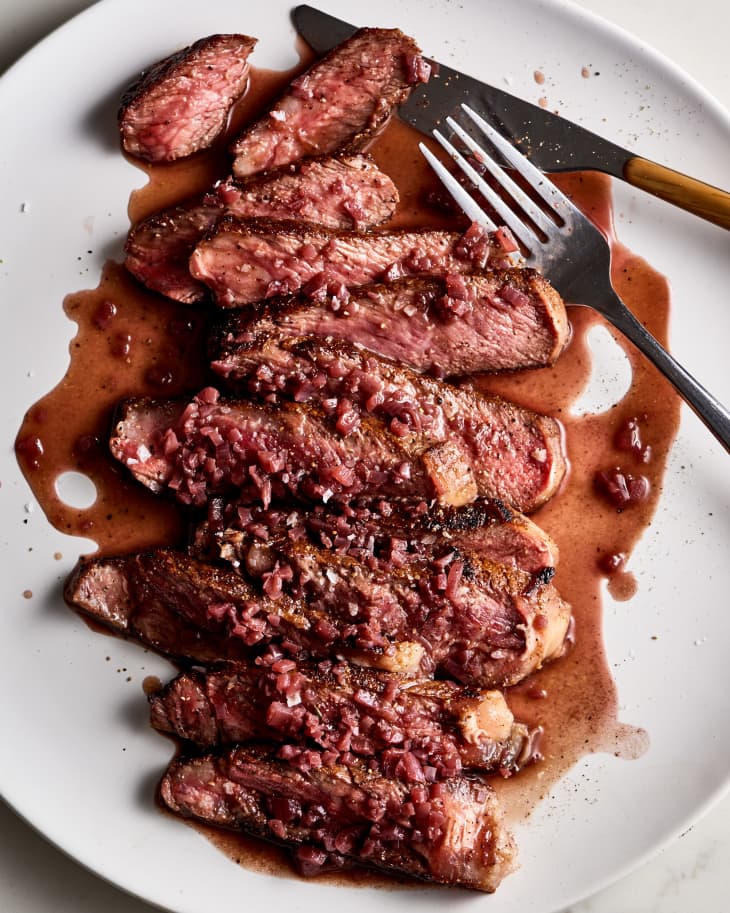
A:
[229, 27, 430, 178]
[160, 743, 515, 891]
[119, 34, 256, 162]
[124, 154, 398, 304]
[212, 269, 569, 376]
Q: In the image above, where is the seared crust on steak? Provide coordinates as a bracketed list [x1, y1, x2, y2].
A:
[160, 744, 516, 891]
[229, 28, 429, 178]
[109, 384, 564, 513]
[213, 269, 569, 375]
[150, 659, 537, 776]
[119, 34, 256, 162]
[189, 219, 506, 308]
[124, 154, 399, 304]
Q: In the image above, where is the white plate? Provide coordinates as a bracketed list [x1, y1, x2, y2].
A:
[0, 1, 728, 911]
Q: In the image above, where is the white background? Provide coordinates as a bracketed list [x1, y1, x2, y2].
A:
[0, 1, 728, 911]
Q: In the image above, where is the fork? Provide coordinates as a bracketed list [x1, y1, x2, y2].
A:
[420, 105, 730, 453]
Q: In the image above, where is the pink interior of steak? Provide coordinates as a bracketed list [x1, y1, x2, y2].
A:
[229, 28, 427, 177]
[213, 269, 567, 377]
[120, 34, 257, 162]
[189, 221, 500, 308]
[124, 155, 399, 304]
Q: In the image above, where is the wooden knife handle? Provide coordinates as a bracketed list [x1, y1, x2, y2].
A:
[624, 156, 730, 229]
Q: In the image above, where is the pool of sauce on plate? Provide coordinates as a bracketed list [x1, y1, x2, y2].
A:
[15, 53, 680, 884]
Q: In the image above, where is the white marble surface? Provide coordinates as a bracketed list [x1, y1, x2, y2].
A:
[1, 1, 728, 910]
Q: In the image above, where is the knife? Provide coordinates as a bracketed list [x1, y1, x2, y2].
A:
[293, 4, 730, 230]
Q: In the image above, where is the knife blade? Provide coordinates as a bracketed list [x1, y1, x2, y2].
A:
[292, 4, 730, 230]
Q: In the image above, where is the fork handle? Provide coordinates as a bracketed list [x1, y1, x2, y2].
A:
[624, 157, 730, 230]
[602, 291, 730, 452]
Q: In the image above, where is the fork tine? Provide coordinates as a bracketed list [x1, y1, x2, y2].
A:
[430, 129, 536, 250]
[461, 105, 571, 218]
[445, 116, 557, 236]
[418, 142, 498, 232]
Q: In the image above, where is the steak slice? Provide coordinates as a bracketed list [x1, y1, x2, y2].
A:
[110, 385, 564, 512]
[119, 34, 256, 162]
[229, 28, 429, 179]
[159, 744, 516, 891]
[124, 154, 399, 304]
[190, 518, 570, 688]
[64, 554, 249, 664]
[213, 270, 569, 376]
[196, 495, 559, 577]
[65, 549, 423, 674]
[66, 547, 570, 687]
[189, 219, 509, 308]
[150, 659, 538, 776]
[110, 390, 442, 508]
[209, 335, 566, 512]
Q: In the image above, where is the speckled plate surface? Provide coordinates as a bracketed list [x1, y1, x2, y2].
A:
[0, 1, 728, 911]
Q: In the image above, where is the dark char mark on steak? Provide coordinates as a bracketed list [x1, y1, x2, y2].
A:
[124, 154, 399, 304]
[119, 34, 256, 162]
[212, 269, 570, 376]
[109, 384, 564, 513]
[189, 218, 511, 308]
[65, 547, 570, 687]
[209, 333, 567, 511]
[150, 658, 538, 777]
[195, 494, 559, 577]
[159, 743, 516, 891]
[229, 27, 430, 179]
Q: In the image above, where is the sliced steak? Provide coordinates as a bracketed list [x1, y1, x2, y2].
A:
[189, 518, 570, 687]
[160, 744, 516, 891]
[189, 219, 511, 308]
[124, 154, 398, 304]
[110, 385, 564, 512]
[210, 336, 566, 512]
[66, 547, 569, 687]
[214, 269, 569, 376]
[229, 28, 429, 179]
[150, 659, 537, 776]
[196, 494, 559, 578]
[119, 34, 256, 162]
